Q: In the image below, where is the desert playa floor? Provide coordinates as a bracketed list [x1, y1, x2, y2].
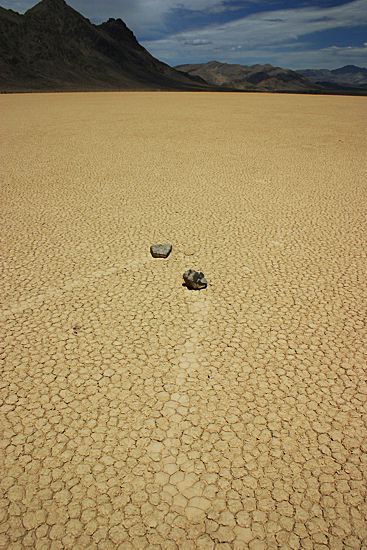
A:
[1, 91, 367, 549]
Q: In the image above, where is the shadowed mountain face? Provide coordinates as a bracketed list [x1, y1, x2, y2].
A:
[296, 65, 367, 89]
[0, 0, 210, 92]
[174, 61, 318, 91]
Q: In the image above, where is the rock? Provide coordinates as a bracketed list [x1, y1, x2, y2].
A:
[150, 244, 172, 258]
[183, 270, 207, 290]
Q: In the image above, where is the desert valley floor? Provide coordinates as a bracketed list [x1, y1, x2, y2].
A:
[1, 91, 367, 549]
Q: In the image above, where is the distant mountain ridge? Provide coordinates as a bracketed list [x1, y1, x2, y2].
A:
[296, 65, 367, 88]
[0, 0, 210, 92]
[175, 60, 316, 91]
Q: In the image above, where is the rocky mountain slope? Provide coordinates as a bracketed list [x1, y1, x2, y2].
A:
[174, 60, 317, 91]
[296, 65, 367, 89]
[0, 0, 210, 92]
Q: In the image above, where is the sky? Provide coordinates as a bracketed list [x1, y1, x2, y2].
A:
[3, 0, 367, 69]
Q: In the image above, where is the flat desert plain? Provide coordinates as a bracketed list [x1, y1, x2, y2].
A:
[1, 91, 367, 549]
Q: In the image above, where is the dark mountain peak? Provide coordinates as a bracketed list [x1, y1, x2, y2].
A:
[0, 0, 210, 92]
[24, 0, 92, 34]
[98, 17, 140, 47]
[331, 65, 367, 75]
[25, 0, 69, 16]
[103, 17, 129, 28]
[254, 63, 273, 71]
[100, 17, 129, 31]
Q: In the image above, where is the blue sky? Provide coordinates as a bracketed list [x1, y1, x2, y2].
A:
[3, 0, 367, 69]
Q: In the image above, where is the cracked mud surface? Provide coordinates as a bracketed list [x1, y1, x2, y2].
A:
[1, 92, 367, 549]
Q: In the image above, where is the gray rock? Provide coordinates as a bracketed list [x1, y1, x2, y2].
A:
[183, 269, 207, 290]
[150, 244, 172, 258]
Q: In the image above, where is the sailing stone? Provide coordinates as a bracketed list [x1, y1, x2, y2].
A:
[150, 244, 172, 258]
[183, 269, 207, 290]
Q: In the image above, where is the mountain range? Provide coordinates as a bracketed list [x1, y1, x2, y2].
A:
[0, 0, 366, 93]
[296, 65, 367, 89]
[175, 61, 317, 92]
[0, 0, 210, 92]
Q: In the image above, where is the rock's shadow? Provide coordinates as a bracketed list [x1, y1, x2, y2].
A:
[182, 283, 205, 291]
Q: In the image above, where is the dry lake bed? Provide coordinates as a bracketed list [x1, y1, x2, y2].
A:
[1, 91, 367, 549]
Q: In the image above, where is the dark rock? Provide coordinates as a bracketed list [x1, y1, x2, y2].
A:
[150, 244, 172, 258]
[183, 269, 207, 289]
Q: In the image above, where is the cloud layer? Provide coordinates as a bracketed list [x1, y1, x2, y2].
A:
[139, 0, 367, 68]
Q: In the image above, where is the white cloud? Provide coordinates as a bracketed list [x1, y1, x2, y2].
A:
[322, 43, 367, 56]
[182, 38, 214, 45]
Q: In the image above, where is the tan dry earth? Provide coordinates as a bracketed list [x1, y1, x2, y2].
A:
[1, 91, 367, 550]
